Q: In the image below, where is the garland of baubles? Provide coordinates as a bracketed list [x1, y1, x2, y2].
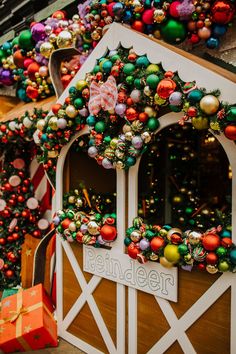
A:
[125, 217, 236, 273]
[53, 187, 117, 246]
[0, 1, 235, 101]
[38, 46, 236, 184]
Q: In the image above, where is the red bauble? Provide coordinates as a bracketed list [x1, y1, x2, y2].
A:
[127, 243, 140, 259]
[100, 224, 117, 241]
[139, 112, 148, 122]
[202, 233, 221, 251]
[0, 238, 6, 245]
[197, 263, 206, 271]
[157, 79, 176, 99]
[52, 103, 62, 115]
[33, 230, 41, 238]
[61, 218, 72, 229]
[211, 0, 235, 24]
[3, 209, 11, 218]
[12, 233, 20, 240]
[52, 10, 66, 20]
[206, 252, 218, 265]
[26, 85, 39, 100]
[7, 236, 14, 242]
[126, 107, 138, 121]
[221, 237, 233, 248]
[189, 34, 200, 44]
[150, 236, 165, 251]
[170, 233, 182, 244]
[169, 1, 181, 17]
[13, 50, 26, 68]
[5, 270, 14, 278]
[17, 195, 25, 203]
[27, 62, 40, 80]
[224, 125, 236, 140]
[132, 20, 145, 32]
[4, 183, 12, 191]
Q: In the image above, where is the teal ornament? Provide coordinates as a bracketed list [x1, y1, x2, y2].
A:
[126, 156, 136, 167]
[229, 249, 236, 264]
[145, 230, 155, 240]
[41, 134, 48, 143]
[93, 65, 100, 74]
[126, 226, 135, 236]
[95, 121, 106, 133]
[161, 19, 187, 44]
[123, 63, 135, 75]
[163, 224, 172, 231]
[146, 74, 160, 89]
[169, 105, 182, 112]
[2, 42, 11, 51]
[136, 56, 150, 68]
[221, 229, 231, 238]
[227, 107, 236, 122]
[102, 60, 113, 73]
[86, 115, 96, 126]
[74, 97, 84, 109]
[147, 117, 160, 131]
[134, 78, 143, 89]
[124, 237, 132, 246]
[187, 89, 204, 104]
[69, 86, 77, 95]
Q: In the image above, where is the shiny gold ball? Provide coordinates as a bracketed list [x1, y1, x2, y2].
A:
[40, 42, 54, 58]
[200, 95, 220, 115]
[65, 105, 77, 118]
[57, 30, 74, 48]
[48, 116, 58, 131]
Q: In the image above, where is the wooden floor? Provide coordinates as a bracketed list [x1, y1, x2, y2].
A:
[11, 339, 85, 354]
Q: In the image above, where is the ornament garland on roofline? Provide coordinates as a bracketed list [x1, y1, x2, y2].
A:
[38, 46, 236, 186]
[125, 217, 236, 274]
[0, 1, 235, 101]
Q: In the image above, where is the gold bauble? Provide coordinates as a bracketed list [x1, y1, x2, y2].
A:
[199, 95, 220, 115]
[36, 119, 46, 131]
[154, 93, 166, 105]
[192, 116, 209, 130]
[159, 257, 173, 268]
[144, 106, 157, 117]
[75, 80, 87, 91]
[206, 265, 218, 274]
[68, 196, 75, 204]
[122, 124, 132, 134]
[65, 105, 77, 118]
[49, 33, 57, 43]
[48, 116, 58, 131]
[57, 30, 74, 48]
[110, 138, 119, 149]
[48, 150, 59, 158]
[40, 42, 54, 58]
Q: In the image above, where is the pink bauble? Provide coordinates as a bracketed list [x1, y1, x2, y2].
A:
[169, 1, 181, 17]
[142, 9, 154, 24]
[26, 197, 39, 210]
[38, 65, 48, 77]
[198, 27, 211, 39]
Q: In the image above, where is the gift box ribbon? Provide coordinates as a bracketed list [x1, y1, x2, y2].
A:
[0, 289, 54, 351]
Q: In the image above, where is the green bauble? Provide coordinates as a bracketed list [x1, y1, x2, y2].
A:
[11, 36, 19, 47]
[169, 105, 182, 112]
[95, 121, 106, 133]
[102, 60, 113, 73]
[126, 75, 134, 85]
[136, 56, 150, 68]
[95, 213, 102, 221]
[218, 260, 230, 272]
[93, 65, 100, 74]
[216, 246, 227, 258]
[134, 78, 142, 89]
[178, 244, 188, 255]
[145, 230, 155, 240]
[147, 117, 159, 131]
[83, 43, 91, 51]
[123, 63, 135, 75]
[161, 19, 187, 44]
[18, 30, 34, 50]
[111, 54, 120, 63]
[146, 74, 160, 89]
[74, 97, 84, 109]
[227, 107, 236, 122]
[0, 49, 6, 62]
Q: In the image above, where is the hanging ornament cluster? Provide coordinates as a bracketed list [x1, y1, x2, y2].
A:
[39, 45, 236, 184]
[125, 216, 235, 273]
[0, 151, 49, 290]
[60, 55, 83, 89]
[83, 0, 235, 47]
[53, 186, 117, 246]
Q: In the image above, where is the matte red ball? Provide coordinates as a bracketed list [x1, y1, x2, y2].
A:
[100, 224, 117, 241]
[127, 243, 140, 259]
[61, 74, 72, 89]
[202, 233, 221, 251]
[142, 9, 154, 24]
[224, 125, 236, 140]
[169, 1, 181, 17]
[206, 252, 218, 265]
[197, 263, 206, 271]
[132, 21, 145, 33]
[150, 236, 165, 251]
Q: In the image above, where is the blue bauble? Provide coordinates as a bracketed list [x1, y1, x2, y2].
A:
[113, 2, 124, 16]
[86, 115, 96, 126]
[136, 56, 150, 68]
[2, 41, 12, 51]
[145, 24, 154, 34]
[123, 10, 132, 22]
[221, 229, 231, 238]
[212, 25, 227, 38]
[206, 37, 220, 49]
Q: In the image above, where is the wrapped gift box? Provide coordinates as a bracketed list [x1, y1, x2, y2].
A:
[0, 284, 57, 353]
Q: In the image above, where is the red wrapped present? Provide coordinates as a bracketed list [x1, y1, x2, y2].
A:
[0, 284, 57, 353]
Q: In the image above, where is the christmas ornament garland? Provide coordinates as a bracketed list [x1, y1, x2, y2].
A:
[0, 1, 235, 101]
[0, 149, 49, 290]
[53, 187, 117, 246]
[125, 217, 235, 273]
[38, 46, 236, 183]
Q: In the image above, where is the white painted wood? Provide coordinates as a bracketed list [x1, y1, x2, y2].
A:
[231, 279, 236, 354]
[56, 237, 64, 337]
[116, 283, 126, 354]
[128, 287, 137, 354]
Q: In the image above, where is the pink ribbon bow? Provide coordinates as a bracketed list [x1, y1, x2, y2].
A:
[88, 75, 118, 116]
